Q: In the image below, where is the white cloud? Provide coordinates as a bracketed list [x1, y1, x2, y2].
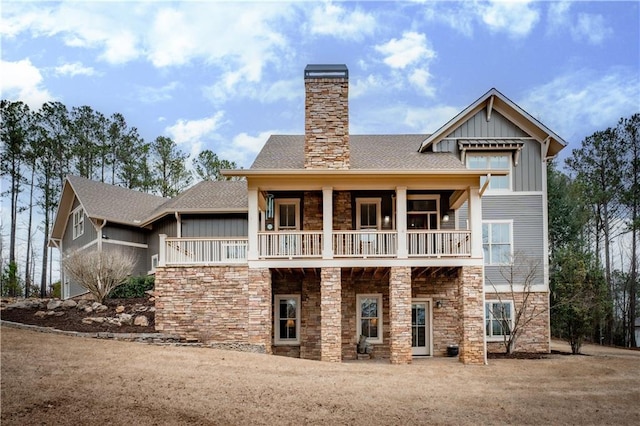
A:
[404, 105, 461, 134]
[351, 74, 385, 99]
[478, 0, 540, 38]
[223, 130, 275, 168]
[420, 2, 476, 37]
[547, 0, 571, 32]
[137, 82, 181, 103]
[520, 68, 640, 143]
[408, 68, 435, 98]
[572, 13, 612, 45]
[0, 59, 53, 107]
[54, 62, 96, 77]
[375, 32, 435, 69]
[204, 77, 300, 106]
[164, 112, 226, 160]
[307, 2, 376, 41]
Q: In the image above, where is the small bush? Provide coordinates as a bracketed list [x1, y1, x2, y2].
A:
[51, 281, 61, 299]
[109, 276, 154, 299]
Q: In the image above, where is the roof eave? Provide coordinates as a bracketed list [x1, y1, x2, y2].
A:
[222, 168, 508, 177]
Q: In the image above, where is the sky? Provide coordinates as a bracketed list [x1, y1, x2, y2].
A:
[2, 0, 639, 170]
[1, 0, 639, 285]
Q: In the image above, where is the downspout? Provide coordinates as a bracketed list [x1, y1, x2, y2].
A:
[96, 219, 107, 251]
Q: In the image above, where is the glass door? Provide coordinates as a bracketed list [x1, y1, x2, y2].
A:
[412, 300, 431, 356]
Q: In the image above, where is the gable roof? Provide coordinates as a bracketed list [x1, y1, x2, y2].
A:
[251, 135, 466, 170]
[418, 88, 566, 157]
[50, 176, 248, 244]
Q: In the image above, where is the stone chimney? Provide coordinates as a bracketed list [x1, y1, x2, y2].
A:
[304, 64, 349, 169]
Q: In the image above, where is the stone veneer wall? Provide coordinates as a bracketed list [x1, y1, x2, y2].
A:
[303, 192, 323, 230]
[304, 77, 349, 169]
[389, 267, 412, 364]
[485, 291, 550, 354]
[155, 265, 271, 353]
[412, 270, 460, 357]
[320, 267, 342, 362]
[341, 272, 390, 360]
[458, 266, 486, 364]
[333, 191, 352, 230]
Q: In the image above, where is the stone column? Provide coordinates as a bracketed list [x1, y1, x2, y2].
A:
[389, 266, 412, 364]
[248, 268, 272, 354]
[458, 265, 486, 364]
[320, 267, 342, 362]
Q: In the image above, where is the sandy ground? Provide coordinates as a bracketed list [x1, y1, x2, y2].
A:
[2, 327, 639, 426]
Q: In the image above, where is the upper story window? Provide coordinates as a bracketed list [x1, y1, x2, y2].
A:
[275, 199, 300, 231]
[407, 195, 440, 230]
[482, 221, 512, 265]
[467, 153, 511, 191]
[72, 207, 84, 240]
[356, 198, 381, 230]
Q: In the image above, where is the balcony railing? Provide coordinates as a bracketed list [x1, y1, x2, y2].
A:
[160, 230, 471, 265]
[258, 231, 323, 258]
[333, 231, 397, 257]
[164, 237, 248, 265]
[407, 230, 471, 257]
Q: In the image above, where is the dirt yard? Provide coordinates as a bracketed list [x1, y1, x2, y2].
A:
[2, 327, 639, 425]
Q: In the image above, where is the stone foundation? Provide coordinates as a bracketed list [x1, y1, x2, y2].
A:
[485, 291, 550, 354]
[154, 265, 271, 353]
[320, 267, 342, 362]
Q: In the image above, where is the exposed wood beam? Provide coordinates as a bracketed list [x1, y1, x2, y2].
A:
[479, 174, 491, 197]
[449, 190, 467, 210]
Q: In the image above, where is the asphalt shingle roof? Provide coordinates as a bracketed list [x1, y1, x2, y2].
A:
[67, 175, 168, 226]
[150, 180, 248, 213]
[251, 135, 466, 170]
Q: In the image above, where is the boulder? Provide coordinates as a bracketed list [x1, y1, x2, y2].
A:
[115, 305, 125, 314]
[118, 313, 133, 325]
[94, 304, 108, 313]
[84, 306, 93, 313]
[91, 302, 102, 311]
[134, 315, 149, 327]
[62, 300, 77, 309]
[46, 300, 63, 310]
[34, 311, 47, 318]
[106, 318, 122, 326]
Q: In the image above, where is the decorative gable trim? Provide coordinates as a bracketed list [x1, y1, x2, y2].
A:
[457, 138, 530, 166]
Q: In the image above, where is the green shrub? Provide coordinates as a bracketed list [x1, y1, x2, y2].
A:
[51, 281, 61, 299]
[108, 276, 154, 299]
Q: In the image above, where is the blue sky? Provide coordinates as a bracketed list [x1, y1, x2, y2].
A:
[2, 0, 639, 170]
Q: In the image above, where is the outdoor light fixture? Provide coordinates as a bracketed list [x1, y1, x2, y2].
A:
[286, 319, 295, 328]
[436, 300, 443, 309]
[442, 214, 450, 223]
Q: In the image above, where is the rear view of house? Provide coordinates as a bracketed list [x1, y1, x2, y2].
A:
[51, 64, 565, 364]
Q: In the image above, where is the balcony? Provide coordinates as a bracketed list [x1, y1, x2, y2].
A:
[160, 230, 471, 265]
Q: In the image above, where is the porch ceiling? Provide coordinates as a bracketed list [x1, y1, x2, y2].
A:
[270, 266, 460, 281]
[412, 266, 460, 280]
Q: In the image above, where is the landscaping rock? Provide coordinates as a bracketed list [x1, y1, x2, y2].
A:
[84, 306, 93, 313]
[47, 300, 63, 310]
[119, 313, 133, 325]
[95, 304, 108, 313]
[62, 300, 77, 309]
[34, 311, 47, 318]
[135, 306, 148, 312]
[134, 315, 149, 327]
[115, 305, 125, 314]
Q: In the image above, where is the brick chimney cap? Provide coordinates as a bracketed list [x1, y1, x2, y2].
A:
[304, 64, 348, 79]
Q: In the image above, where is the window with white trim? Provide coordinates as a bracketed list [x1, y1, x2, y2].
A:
[150, 254, 159, 272]
[72, 208, 85, 239]
[275, 199, 300, 230]
[485, 300, 513, 339]
[357, 294, 383, 344]
[467, 153, 511, 191]
[356, 198, 381, 230]
[482, 221, 512, 265]
[274, 295, 300, 345]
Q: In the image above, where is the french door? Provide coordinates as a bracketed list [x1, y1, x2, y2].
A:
[411, 300, 431, 356]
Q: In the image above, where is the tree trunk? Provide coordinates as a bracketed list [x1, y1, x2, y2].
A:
[24, 166, 35, 298]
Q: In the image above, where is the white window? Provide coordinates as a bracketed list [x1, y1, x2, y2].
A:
[467, 153, 511, 191]
[72, 207, 84, 239]
[356, 198, 381, 230]
[274, 295, 300, 345]
[485, 301, 513, 339]
[357, 294, 383, 344]
[275, 199, 300, 230]
[482, 221, 512, 265]
[150, 254, 159, 272]
[407, 195, 440, 230]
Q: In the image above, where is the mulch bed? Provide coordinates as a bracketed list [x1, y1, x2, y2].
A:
[487, 352, 549, 359]
[1, 297, 155, 334]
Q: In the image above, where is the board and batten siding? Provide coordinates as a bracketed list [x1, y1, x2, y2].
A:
[512, 139, 542, 192]
[62, 197, 97, 251]
[146, 215, 178, 271]
[102, 243, 149, 277]
[458, 194, 545, 287]
[181, 214, 248, 238]
[102, 223, 147, 244]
